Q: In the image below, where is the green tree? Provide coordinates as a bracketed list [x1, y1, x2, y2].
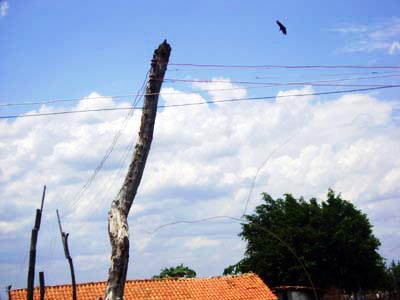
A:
[152, 264, 196, 279]
[224, 190, 385, 292]
[383, 261, 400, 298]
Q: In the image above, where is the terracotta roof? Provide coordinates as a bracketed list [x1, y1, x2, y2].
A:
[10, 273, 277, 300]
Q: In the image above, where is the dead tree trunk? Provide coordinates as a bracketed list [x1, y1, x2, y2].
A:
[56, 209, 77, 300]
[27, 185, 46, 300]
[104, 40, 171, 300]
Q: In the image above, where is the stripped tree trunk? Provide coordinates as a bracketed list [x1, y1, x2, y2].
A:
[104, 40, 171, 300]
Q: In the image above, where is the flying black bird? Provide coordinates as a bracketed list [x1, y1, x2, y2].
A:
[276, 20, 287, 35]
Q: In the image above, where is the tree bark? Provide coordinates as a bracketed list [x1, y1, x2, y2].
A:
[104, 40, 171, 300]
[56, 209, 77, 300]
[39, 272, 45, 300]
[27, 186, 46, 300]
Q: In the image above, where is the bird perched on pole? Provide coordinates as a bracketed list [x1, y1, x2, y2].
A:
[276, 20, 287, 35]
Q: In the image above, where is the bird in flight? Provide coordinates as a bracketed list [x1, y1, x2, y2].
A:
[276, 20, 287, 35]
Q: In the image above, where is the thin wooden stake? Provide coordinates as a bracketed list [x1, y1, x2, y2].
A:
[39, 272, 45, 300]
[27, 185, 46, 300]
[7, 285, 12, 300]
[56, 210, 77, 300]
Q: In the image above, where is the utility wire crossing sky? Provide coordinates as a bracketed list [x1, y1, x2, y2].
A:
[1, 85, 399, 119]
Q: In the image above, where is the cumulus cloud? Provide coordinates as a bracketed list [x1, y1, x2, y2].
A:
[0, 1, 8, 18]
[333, 18, 400, 55]
[1, 81, 399, 290]
[185, 236, 221, 250]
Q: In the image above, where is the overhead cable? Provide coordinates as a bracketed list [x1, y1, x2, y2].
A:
[167, 63, 400, 69]
[2, 73, 399, 108]
[163, 75, 400, 86]
[1, 85, 399, 120]
[59, 71, 149, 219]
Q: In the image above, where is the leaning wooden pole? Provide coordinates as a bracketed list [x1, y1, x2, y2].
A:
[104, 40, 171, 300]
[56, 209, 77, 300]
[27, 185, 46, 300]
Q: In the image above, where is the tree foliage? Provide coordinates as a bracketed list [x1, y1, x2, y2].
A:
[382, 260, 400, 296]
[152, 264, 196, 279]
[224, 190, 385, 292]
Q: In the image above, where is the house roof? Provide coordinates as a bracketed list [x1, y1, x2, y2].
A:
[10, 272, 277, 300]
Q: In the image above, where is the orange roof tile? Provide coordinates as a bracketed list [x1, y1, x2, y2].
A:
[10, 273, 277, 300]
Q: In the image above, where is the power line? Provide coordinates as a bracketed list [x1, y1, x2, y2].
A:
[256, 73, 400, 84]
[158, 85, 400, 107]
[0, 94, 133, 107]
[168, 68, 399, 77]
[167, 62, 400, 69]
[1, 85, 399, 120]
[1, 107, 132, 119]
[297, 71, 400, 77]
[2, 74, 399, 108]
[144, 214, 318, 300]
[59, 72, 149, 219]
[241, 129, 302, 217]
[163, 75, 400, 86]
[0, 86, 271, 107]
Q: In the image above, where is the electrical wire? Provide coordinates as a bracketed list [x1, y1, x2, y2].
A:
[93, 128, 138, 213]
[59, 71, 149, 219]
[163, 74, 400, 86]
[2, 73, 399, 108]
[255, 73, 400, 83]
[0, 85, 273, 108]
[145, 214, 318, 300]
[102, 133, 137, 198]
[1, 85, 399, 120]
[168, 68, 399, 77]
[0, 94, 134, 107]
[167, 62, 400, 69]
[241, 129, 302, 217]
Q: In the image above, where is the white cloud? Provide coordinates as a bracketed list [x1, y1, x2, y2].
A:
[389, 41, 400, 54]
[191, 77, 247, 104]
[0, 1, 8, 18]
[334, 18, 400, 55]
[185, 236, 221, 250]
[1, 81, 399, 290]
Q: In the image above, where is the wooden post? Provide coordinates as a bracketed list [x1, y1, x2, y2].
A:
[56, 210, 77, 300]
[104, 40, 171, 300]
[27, 185, 46, 300]
[6, 285, 12, 300]
[39, 272, 45, 300]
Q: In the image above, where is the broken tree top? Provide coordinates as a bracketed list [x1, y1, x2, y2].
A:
[153, 40, 172, 64]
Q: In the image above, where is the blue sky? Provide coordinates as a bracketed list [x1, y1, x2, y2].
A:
[1, 0, 400, 105]
[1, 0, 400, 298]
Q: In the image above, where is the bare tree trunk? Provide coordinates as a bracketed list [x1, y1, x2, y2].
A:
[27, 186, 46, 300]
[104, 40, 171, 300]
[56, 209, 77, 300]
